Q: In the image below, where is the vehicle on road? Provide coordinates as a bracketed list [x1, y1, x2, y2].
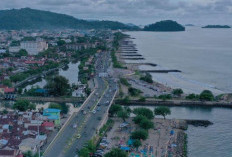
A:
[76, 134, 81, 139]
[73, 124, 77, 128]
[92, 110, 96, 114]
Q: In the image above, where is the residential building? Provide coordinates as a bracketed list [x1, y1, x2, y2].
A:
[20, 39, 48, 55]
[18, 138, 40, 154]
[43, 109, 61, 126]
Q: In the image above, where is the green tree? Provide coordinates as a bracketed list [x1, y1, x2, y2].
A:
[45, 75, 70, 96]
[2, 79, 12, 87]
[131, 129, 148, 140]
[128, 87, 142, 97]
[133, 108, 154, 119]
[138, 96, 146, 102]
[109, 104, 123, 116]
[140, 73, 153, 83]
[121, 96, 130, 104]
[158, 94, 172, 101]
[139, 118, 154, 130]
[154, 106, 171, 119]
[104, 148, 128, 157]
[133, 115, 147, 124]
[172, 88, 183, 96]
[117, 110, 129, 122]
[120, 78, 131, 86]
[186, 93, 199, 100]
[16, 49, 28, 57]
[57, 40, 66, 46]
[13, 100, 35, 111]
[78, 147, 89, 157]
[49, 103, 69, 114]
[133, 139, 142, 150]
[199, 90, 214, 101]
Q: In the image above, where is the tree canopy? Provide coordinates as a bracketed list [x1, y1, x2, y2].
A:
[154, 106, 171, 119]
[13, 100, 35, 111]
[45, 75, 70, 96]
[104, 148, 128, 157]
[131, 129, 148, 140]
[199, 90, 214, 101]
[133, 108, 154, 119]
[109, 104, 123, 116]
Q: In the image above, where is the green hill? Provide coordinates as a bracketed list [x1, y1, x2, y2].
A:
[0, 8, 140, 30]
[144, 20, 185, 32]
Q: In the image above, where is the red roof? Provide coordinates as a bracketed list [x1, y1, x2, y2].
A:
[24, 61, 44, 64]
[4, 87, 15, 93]
[42, 122, 54, 127]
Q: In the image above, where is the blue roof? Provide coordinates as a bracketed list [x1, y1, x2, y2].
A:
[43, 108, 61, 113]
[35, 89, 48, 93]
[47, 115, 59, 120]
[120, 146, 130, 151]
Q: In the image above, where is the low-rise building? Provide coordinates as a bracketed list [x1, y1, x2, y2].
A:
[43, 109, 61, 126]
[18, 138, 40, 154]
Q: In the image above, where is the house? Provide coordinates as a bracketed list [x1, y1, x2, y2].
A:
[4, 87, 16, 100]
[43, 109, 61, 126]
[41, 122, 54, 131]
[18, 138, 40, 154]
[0, 149, 20, 157]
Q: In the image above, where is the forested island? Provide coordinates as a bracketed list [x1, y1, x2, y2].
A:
[143, 20, 185, 32]
[202, 25, 231, 28]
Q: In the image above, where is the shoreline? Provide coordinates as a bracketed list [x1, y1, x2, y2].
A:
[122, 34, 230, 95]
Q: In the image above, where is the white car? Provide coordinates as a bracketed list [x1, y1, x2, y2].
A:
[92, 110, 96, 114]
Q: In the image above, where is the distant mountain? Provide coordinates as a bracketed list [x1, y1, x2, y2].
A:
[0, 8, 140, 30]
[144, 20, 185, 32]
[202, 25, 231, 28]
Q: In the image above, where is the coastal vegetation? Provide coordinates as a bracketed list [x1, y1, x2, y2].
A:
[140, 73, 153, 83]
[144, 20, 185, 32]
[202, 25, 231, 28]
[133, 108, 154, 119]
[172, 88, 184, 97]
[199, 90, 214, 101]
[154, 106, 171, 119]
[128, 87, 142, 97]
[156, 94, 172, 100]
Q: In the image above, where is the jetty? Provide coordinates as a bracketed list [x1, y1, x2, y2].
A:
[140, 69, 181, 73]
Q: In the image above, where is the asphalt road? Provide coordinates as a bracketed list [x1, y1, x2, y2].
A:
[43, 51, 117, 157]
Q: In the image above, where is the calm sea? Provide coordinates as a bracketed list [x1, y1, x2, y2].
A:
[126, 28, 232, 94]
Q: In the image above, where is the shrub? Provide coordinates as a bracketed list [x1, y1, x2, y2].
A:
[172, 88, 183, 96]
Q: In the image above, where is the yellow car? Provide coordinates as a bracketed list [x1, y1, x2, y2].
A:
[77, 134, 81, 139]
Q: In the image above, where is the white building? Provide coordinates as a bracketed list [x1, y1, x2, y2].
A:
[9, 46, 20, 53]
[20, 38, 48, 55]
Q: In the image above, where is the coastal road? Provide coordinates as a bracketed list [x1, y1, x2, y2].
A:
[43, 51, 118, 157]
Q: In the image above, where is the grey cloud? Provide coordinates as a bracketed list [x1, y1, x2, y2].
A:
[0, 0, 231, 25]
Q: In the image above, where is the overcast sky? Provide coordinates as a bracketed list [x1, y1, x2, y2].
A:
[1, 0, 232, 26]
